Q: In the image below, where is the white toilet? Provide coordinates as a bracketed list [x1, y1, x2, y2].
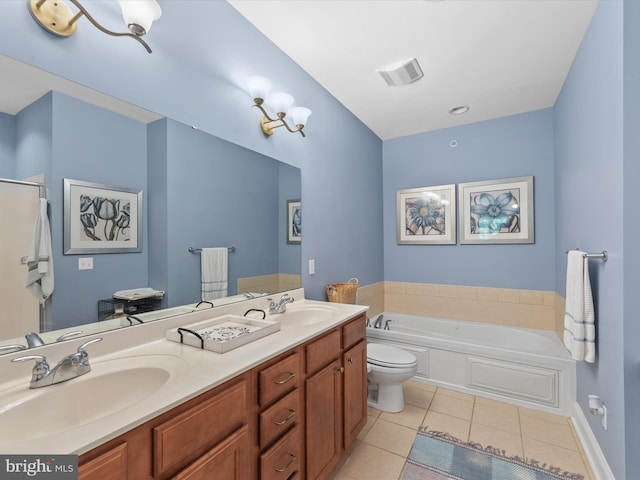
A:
[367, 343, 418, 413]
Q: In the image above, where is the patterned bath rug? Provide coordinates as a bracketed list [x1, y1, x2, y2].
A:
[400, 427, 585, 480]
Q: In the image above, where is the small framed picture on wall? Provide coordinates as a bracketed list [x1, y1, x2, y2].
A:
[287, 199, 301, 244]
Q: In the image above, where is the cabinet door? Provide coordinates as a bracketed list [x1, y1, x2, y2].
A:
[305, 359, 342, 480]
[78, 442, 128, 480]
[173, 425, 249, 480]
[343, 340, 368, 449]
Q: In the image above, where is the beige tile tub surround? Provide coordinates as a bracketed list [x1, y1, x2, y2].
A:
[358, 281, 559, 332]
[237, 273, 301, 296]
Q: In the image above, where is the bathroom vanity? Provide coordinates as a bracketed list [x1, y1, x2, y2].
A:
[0, 290, 368, 480]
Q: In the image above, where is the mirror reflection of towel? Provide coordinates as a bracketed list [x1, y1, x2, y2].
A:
[201, 248, 228, 301]
[25, 198, 54, 304]
[563, 250, 595, 363]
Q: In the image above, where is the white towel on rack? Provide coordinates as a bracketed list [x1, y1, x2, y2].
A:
[563, 250, 596, 363]
[201, 248, 228, 301]
[25, 198, 54, 304]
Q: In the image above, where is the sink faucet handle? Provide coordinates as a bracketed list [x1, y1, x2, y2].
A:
[11, 354, 50, 380]
[77, 337, 102, 353]
[11, 354, 47, 364]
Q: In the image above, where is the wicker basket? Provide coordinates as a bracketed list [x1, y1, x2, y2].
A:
[326, 278, 359, 304]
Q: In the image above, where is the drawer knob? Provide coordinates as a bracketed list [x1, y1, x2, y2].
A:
[338, 366, 345, 373]
[274, 453, 296, 473]
[274, 371, 296, 385]
[348, 357, 354, 364]
[274, 409, 296, 426]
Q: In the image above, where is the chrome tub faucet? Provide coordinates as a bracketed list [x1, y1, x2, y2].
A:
[11, 337, 102, 388]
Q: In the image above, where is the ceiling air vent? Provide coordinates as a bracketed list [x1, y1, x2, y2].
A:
[376, 58, 424, 87]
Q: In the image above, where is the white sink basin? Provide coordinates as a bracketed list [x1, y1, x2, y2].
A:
[275, 304, 339, 326]
[0, 354, 188, 443]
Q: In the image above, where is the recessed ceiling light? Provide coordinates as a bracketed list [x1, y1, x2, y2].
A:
[449, 106, 470, 115]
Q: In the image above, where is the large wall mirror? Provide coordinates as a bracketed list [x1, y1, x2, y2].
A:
[0, 55, 301, 355]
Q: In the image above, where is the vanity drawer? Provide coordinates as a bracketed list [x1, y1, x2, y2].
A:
[306, 329, 341, 375]
[342, 314, 366, 349]
[153, 378, 247, 477]
[259, 352, 302, 407]
[260, 425, 301, 480]
[259, 388, 301, 449]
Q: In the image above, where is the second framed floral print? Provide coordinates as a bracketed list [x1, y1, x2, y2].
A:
[458, 176, 534, 244]
[397, 184, 456, 245]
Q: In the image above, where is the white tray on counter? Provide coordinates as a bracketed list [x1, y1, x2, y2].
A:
[166, 314, 280, 353]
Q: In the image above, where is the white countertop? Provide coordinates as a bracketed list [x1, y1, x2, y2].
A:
[0, 290, 368, 455]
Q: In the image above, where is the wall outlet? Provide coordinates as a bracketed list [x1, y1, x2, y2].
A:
[78, 257, 93, 270]
[309, 259, 315, 275]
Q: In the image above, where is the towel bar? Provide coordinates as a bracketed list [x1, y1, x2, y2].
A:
[189, 246, 236, 253]
[564, 249, 607, 262]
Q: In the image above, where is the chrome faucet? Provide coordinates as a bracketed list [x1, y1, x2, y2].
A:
[11, 338, 102, 388]
[384, 319, 393, 331]
[268, 294, 294, 314]
[373, 315, 384, 329]
[25, 331, 45, 348]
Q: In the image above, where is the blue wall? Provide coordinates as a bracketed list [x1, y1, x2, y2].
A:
[148, 118, 300, 307]
[554, 1, 627, 478]
[383, 109, 555, 290]
[622, 0, 640, 477]
[0, 112, 15, 178]
[15, 93, 52, 183]
[50, 93, 149, 328]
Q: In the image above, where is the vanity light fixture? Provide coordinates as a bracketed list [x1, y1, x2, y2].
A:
[246, 76, 312, 138]
[28, 0, 162, 53]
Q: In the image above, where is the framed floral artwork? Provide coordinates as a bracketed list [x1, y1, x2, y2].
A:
[287, 199, 301, 244]
[63, 178, 142, 254]
[396, 184, 456, 245]
[458, 176, 534, 244]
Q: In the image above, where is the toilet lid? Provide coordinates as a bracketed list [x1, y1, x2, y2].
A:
[367, 343, 417, 368]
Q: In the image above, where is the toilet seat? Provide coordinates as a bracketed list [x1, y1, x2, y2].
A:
[367, 343, 417, 368]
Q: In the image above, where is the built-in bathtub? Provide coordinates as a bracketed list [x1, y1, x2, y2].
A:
[366, 312, 576, 414]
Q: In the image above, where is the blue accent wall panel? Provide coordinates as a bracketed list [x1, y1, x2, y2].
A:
[383, 109, 555, 291]
[554, 2, 625, 477]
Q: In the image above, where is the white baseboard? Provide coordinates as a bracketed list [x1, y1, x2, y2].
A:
[571, 402, 616, 479]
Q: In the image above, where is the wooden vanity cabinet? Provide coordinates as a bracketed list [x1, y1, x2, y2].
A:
[78, 373, 251, 480]
[305, 313, 368, 480]
[78, 312, 367, 480]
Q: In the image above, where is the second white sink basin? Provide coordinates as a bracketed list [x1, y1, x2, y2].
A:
[0, 354, 188, 443]
[276, 304, 339, 326]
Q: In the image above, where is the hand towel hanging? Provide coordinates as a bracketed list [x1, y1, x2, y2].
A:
[25, 198, 54, 304]
[201, 247, 228, 301]
[563, 250, 596, 363]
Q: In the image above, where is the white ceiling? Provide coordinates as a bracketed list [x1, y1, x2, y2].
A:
[228, 0, 600, 140]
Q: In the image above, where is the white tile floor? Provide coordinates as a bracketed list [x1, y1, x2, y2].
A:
[330, 381, 594, 480]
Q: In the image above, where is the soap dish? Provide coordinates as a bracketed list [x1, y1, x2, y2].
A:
[166, 314, 280, 353]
